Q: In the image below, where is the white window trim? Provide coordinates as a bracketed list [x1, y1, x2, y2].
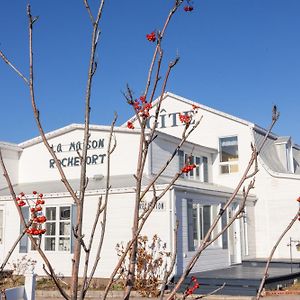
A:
[188, 201, 222, 251]
[30, 205, 72, 252]
[178, 150, 209, 182]
[219, 135, 239, 174]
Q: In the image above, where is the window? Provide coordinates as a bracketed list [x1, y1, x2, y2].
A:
[178, 150, 209, 182]
[219, 136, 239, 174]
[187, 200, 220, 251]
[44, 206, 71, 251]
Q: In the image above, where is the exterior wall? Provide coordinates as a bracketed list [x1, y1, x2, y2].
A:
[18, 129, 142, 183]
[134, 93, 300, 262]
[253, 163, 300, 259]
[1, 189, 172, 278]
[150, 136, 179, 177]
[151, 134, 214, 180]
[142, 94, 254, 188]
[0, 147, 19, 188]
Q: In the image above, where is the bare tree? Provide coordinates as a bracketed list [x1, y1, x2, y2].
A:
[0, 1, 283, 300]
[0, 1, 195, 299]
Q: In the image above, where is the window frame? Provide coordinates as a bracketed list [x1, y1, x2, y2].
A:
[219, 135, 239, 174]
[178, 150, 209, 182]
[187, 200, 222, 251]
[30, 205, 72, 252]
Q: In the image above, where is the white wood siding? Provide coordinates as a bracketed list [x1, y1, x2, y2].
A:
[1, 190, 172, 278]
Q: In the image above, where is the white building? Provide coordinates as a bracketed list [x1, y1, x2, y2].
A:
[0, 92, 299, 278]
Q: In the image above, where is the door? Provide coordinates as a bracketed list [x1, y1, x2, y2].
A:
[228, 204, 241, 264]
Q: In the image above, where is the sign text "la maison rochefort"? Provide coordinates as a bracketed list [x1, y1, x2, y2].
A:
[49, 138, 106, 168]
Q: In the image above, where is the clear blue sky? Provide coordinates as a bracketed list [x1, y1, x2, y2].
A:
[0, 0, 299, 144]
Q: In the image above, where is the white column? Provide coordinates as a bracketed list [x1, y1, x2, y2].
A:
[24, 265, 36, 300]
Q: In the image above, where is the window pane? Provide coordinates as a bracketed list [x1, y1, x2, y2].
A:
[230, 164, 239, 173]
[45, 237, 56, 251]
[203, 206, 211, 241]
[195, 157, 201, 179]
[178, 150, 184, 170]
[221, 165, 229, 174]
[46, 207, 56, 220]
[59, 237, 70, 251]
[189, 156, 194, 176]
[60, 222, 70, 235]
[192, 204, 199, 248]
[60, 207, 70, 220]
[45, 223, 56, 235]
[203, 157, 208, 182]
[220, 137, 238, 162]
[187, 200, 195, 251]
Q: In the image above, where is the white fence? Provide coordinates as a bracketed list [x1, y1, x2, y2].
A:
[0, 269, 36, 300]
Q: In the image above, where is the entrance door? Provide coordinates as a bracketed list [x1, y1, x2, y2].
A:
[0, 208, 4, 261]
[228, 204, 241, 264]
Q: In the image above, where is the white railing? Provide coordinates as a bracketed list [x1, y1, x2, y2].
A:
[0, 267, 36, 300]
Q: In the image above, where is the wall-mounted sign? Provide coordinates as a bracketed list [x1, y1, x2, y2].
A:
[49, 138, 106, 168]
[146, 109, 195, 129]
[139, 201, 166, 212]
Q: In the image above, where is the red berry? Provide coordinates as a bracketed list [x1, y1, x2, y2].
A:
[36, 206, 42, 212]
[127, 121, 135, 130]
[146, 32, 156, 42]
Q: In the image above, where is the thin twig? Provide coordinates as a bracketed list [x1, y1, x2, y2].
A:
[159, 220, 179, 300]
[81, 113, 117, 299]
[83, 0, 95, 24]
[0, 51, 29, 84]
[195, 283, 226, 299]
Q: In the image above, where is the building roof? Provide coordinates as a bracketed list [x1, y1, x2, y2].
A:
[0, 175, 253, 201]
[18, 123, 145, 148]
[253, 130, 300, 176]
[0, 141, 23, 152]
[124, 92, 256, 127]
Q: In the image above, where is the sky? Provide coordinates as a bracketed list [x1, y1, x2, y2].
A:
[0, 0, 299, 144]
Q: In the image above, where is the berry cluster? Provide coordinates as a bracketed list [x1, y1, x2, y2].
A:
[17, 191, 47, 236]
[185, 276, 200, 296]
[184, 0, 194, 12]
[146, 32, 156, 42]
[179, 113, 191, 125]
[181, 163, 196, 174]
[127, 121, 134, 129]
[184, 6, 194, 12]
[16, 192, 26, 207]
[128, 95, 153, 121]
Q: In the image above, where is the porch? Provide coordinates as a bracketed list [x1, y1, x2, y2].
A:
[173, 259, 300, 296]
